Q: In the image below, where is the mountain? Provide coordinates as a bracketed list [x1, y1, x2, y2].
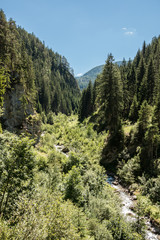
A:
[0, 10, 80, 132]
[76, 61, 122, 90]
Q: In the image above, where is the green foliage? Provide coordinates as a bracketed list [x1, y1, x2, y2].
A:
[129, 95, 139, 122]
[0, 114, 146, 239]
[118, 151, 141, 185]
[0, 123, 2, 134]
[88, 219, 114, 240]
[137, 100, 152, 142]
[140, 176, 160, 203]
[0, 64, 9, 108]
[96, 54, 123, 133]
[64, 166, 84, 204]
[107, 216, 142, 240]
[78, 81, 94, 122]
[0, 10, 80, 128]
[0, 132, 35, 218]
[47, 111, 54, 125]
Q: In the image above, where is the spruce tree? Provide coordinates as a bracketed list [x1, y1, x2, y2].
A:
[0, 10, 9, 63]
[146, 58, 157, 104]
[96, 54, 123, 133]
[127, 65, 137, 105]
[129, 95, 139, 122]
[0, 64, 8, 108]
[78, 81, 94, 122]
[120, 59, 130, 119]
[137, 58, 146, 102]
[137, 100, 152, 142]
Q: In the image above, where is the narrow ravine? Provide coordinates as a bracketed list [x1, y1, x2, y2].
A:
[107, 175, 160, 240]
[54, 144, 159, 239]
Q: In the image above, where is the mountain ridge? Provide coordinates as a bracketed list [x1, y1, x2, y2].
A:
[76, 61, 122, 90]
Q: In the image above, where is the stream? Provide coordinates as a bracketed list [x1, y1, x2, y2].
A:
[53, 143, 159, 239]
[107, 175, 160, 240]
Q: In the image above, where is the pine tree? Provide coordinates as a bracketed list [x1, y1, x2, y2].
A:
[142, 41, 146, 58]
[129, 95, 139, 122]
[146, 59, 157, 104]
[137, 100, 152, 142]
[78, 89, 87, 122]
[120, 58, 130, 119]
[137, 58, 146, 102]
[78, 81, 94, 122]
[134, 49, 141, 68]
[0, 64, 8, 108]
[96, 54, 123, 133]
[153, 93, 160, 130]
[0, 10, 9, 63]
[127, 65, 137, 105]
[141, 122, 160, 173]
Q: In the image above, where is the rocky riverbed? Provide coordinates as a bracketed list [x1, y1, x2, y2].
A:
[107, 175, 160, 240]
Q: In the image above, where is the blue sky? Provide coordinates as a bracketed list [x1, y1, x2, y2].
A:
[1, 0, 160, 76]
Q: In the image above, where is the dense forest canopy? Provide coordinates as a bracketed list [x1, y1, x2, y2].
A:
[78, 37, 160, 207]
[0, 9, 80, 132]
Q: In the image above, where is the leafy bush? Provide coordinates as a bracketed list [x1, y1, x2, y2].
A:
[118, 153, 141, 185]
[0, 132, 35, 218]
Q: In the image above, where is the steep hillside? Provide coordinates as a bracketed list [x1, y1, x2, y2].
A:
[0, 10, 80, 131]
[78, 40, 160, 230]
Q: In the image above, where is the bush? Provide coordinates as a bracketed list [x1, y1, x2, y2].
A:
[0, 132, 35, 218]
[64, 166, 84, 204]
[47, 111, 54, 125]
[117, 153, 141, 185]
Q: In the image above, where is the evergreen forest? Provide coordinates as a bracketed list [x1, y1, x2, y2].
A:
[0, 10, 160, 240]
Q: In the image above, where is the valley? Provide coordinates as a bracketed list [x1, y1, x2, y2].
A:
[0, 9, 160, 240]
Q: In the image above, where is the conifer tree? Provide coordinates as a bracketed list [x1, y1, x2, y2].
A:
[96, 54, 123, 133]
[146, 58, 157, 104]
[137, 100, 152, 142]
[78, 89, 87, 122]
[141, 122, 160, 173]
[142, 41, 146, 58]
[127, 65, 137, 105]
[129, 95, 139, 122]
[137, 58, 146, 102]
[0, 64, 8, 108]
[134, 49, 141, 68]
[78, 81, 94, 122]
[120, 58, 130, 119]
[0, 10, 9, 63]
[153, 93, 160, 130]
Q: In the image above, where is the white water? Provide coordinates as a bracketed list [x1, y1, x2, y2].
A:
[52, 144, 159, 240]
[108, 177, 159, 240]
[54, 144, 69, 157]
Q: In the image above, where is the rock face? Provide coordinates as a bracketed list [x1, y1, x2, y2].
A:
[2, 84, 35, 131]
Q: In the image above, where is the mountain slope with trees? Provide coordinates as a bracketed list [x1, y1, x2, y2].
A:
[0, 9, 80, 132]
[78, 38, 160, 230]
[0, 9, 160, 240]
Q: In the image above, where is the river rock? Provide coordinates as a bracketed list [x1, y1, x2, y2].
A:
[62, 146, 69, 153]
[129, 205, 135, 211]
[113, 180, 119, 185]
[127, 212, 134, 217]
[132, 195, 137, 200]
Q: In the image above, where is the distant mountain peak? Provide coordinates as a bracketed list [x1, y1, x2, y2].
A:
[76, 61, 122, 90]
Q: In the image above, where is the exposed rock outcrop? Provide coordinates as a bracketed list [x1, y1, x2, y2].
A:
[1, 84, 41, 139]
